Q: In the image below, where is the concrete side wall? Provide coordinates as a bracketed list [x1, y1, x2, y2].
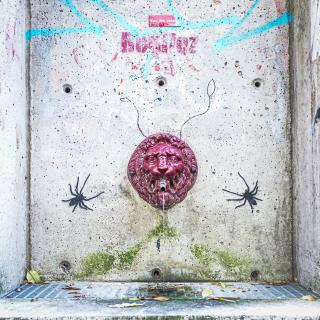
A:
[292, 0, 320, 292]
[0, 1, 28, 292]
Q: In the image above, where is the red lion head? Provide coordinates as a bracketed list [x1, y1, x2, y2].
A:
[127, 133, 198, 209]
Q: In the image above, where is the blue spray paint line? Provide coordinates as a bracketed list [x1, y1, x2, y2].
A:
[26, 0, 237, 40]
[26, 0, 102, 40]
[223, 0, 260, 39]
[26, 27, 101, 41]
[166, 0, 183, 23]
[140, 51, 157, 79]
[89, 0, 140, 36]
[213, 12, 293, 51]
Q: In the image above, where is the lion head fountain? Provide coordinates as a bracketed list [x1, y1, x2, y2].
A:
[127, 133, 198, 209]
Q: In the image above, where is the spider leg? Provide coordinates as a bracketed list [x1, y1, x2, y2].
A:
[80, 201, 93, 211]
[72, 203, 78, 212]
[80, 174, 90, 193]
[238, 172, 250, 191]
[62, 198, 74, 202]
[69, 184, 77, 196]
[251, 181, 259, 195]
[85, 191, 104, 201]
[75, 177, 80, 193]
[227, 197, 245, 202]
[235, 199, 247, 209]
[249, 202, 254, 213]
[222, 189, 243, 197]
[79, 202, 88, 210]
[253, 196, 263, 201]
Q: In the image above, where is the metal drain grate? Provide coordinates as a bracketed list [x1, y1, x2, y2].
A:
[0, 282, 316, 301]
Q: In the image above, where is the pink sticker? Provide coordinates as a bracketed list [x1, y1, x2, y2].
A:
[149, 15, 176, 27]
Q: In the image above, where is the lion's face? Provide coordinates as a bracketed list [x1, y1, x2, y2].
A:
[128, 133, 198, 209]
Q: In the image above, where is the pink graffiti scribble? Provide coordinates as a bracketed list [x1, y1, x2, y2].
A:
[111, 52, 118, 62]
[121, 32, 198, 55]
[5, 20, 17, 60]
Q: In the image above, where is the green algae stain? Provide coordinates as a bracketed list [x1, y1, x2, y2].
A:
[191, 244, 251, 280]
[190, 244, 215, 268]
[214, 249, 250, 279]
[147, 219, 179, 240]
[116, 243, 143, 270]
[82, 252, 116, 276]
[80, 220, 179, 276]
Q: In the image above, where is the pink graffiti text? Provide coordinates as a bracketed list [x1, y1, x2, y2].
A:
[121, 32, 198, 55]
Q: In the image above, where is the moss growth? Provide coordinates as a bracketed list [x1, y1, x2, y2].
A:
[191, 244, 215, 267]
[191, 244, 251, 280]
[214, 249, 250, 279]
[80, 220, 179, 276]
[116, 243, 143, 269]
[82, 252, 115, 276]
[147, 220, 179, 240]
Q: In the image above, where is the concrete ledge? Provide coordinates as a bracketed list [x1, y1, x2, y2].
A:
[1, 282, 320, 319]
[1, 298, 320, 319]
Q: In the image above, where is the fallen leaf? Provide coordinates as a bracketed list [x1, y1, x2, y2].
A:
[302, 295, 317, 301]
[202, 288, 213, 298]
[211, 282, 227, 288]
[63, 286, 81, 291]
[208, 297, 239, 303]
[109, 303, 144, 308]
[26, 270, 43, 284]
[153, 296, 170, 301]
[129, 297, 141, 301]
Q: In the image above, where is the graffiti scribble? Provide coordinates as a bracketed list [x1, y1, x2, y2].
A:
[26, 0, 293, 51]
[179, 79, 216, 139]
[62, 174, 104, 212]
[223, 172, 263, 213]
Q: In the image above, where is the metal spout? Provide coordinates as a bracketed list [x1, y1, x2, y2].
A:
[160, 179, 166, 191]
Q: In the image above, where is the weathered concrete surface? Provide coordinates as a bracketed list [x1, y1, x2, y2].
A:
[1, 298, 320, 319]
[29, 0, 292, 281]
[291, 0, 320, 292]
[0, 1, 28, 292]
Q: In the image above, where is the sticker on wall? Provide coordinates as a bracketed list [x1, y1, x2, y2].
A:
[62, 174, 104, 212]
[223, 172, 262, 213]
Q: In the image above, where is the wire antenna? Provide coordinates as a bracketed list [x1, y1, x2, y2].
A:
[179, 78, 216, 139]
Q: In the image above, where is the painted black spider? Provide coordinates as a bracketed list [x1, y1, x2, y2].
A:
[222, 172, 262, 213]
[62, 174, 104, 212]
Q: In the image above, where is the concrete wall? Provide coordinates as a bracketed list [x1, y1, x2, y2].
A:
[292, 0, 320, 292]
[0, 1, 28, 292]
[28, 0, 293, 282]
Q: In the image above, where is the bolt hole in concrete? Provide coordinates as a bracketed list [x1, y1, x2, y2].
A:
[59, 260, 71, 273]
[253, 78, 263, 88]
[156, 76, 167, 87]
[151, 268, 162, 279]
[63, 84, 72, 94]
[250, 270, 262, 281]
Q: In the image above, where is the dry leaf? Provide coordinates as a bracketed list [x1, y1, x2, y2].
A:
[302, 295, 317, 301]
[109, 303, 144, 308]
[153, 296, 170, 301]
[63, 286, 81, 291]
[213, 282, 226, 288]
[129, 297, 141, 301]
[26, 270, 42, 284]
[208, 297, 239, 303]
[202, 288, 213, 298]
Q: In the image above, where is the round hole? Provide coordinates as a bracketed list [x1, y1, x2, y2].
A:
[151, 268, 161, 279]
[250, 270, 261, 281]
[253, 79, 263, 88]
[63, 84, 72, 94]
[59, 260, 71, 273]
[156, 77, 167, 87]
